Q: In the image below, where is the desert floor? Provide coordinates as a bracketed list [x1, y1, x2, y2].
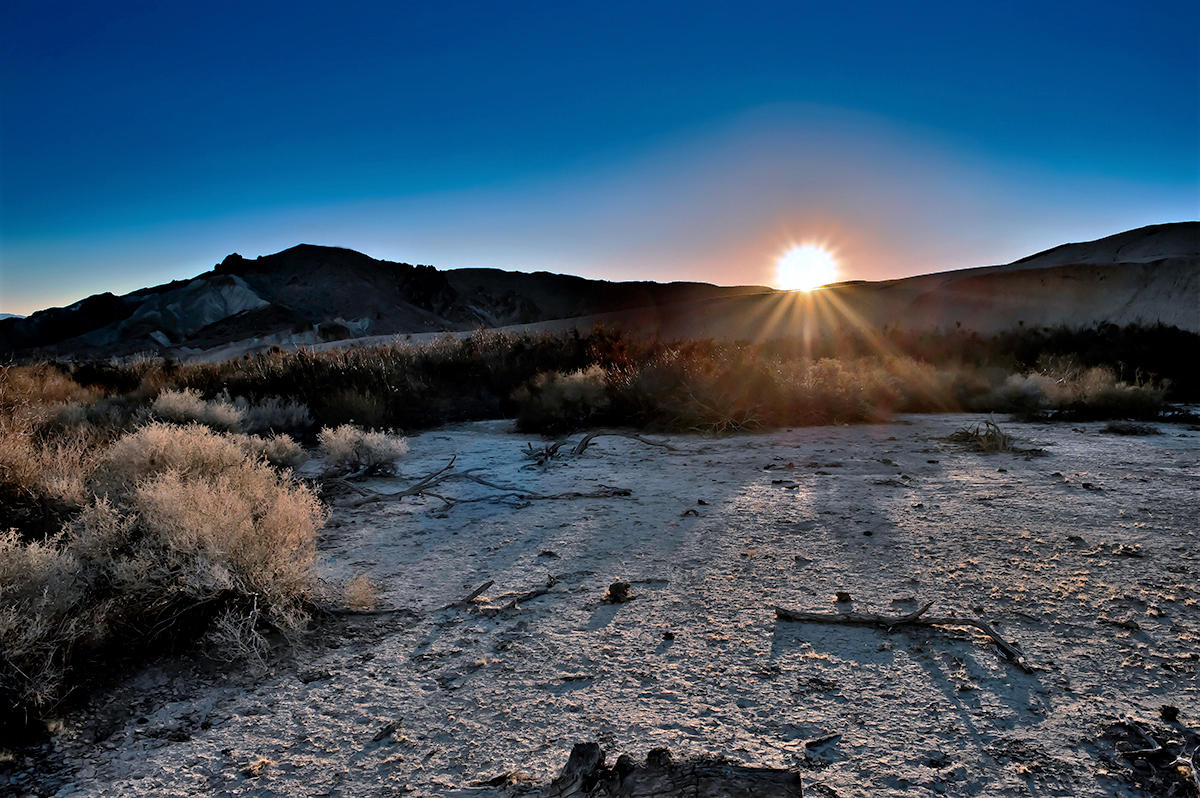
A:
[17, 414, 1200, 797]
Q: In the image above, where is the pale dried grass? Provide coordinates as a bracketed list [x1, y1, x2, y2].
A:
[2, 421, 327, 715]
[345, 574, 379, 611]
[318, 424, 408, 473]
[152, 388, 245, 432]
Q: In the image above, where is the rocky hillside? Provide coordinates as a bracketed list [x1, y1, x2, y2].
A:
[2, 222, 1196, 360]
[0, 246, 769, 359]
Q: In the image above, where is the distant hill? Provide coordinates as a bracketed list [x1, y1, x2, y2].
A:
[0, 314, 22, 321]
[1, 222, 1196, 360]
[0, 245, 769, 359]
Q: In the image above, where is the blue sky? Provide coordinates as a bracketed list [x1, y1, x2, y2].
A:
[2, 0, 1197, 314]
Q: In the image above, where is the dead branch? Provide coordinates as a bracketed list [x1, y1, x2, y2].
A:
[571, 432, 682, 456]
[443, 580, 494, 610]
[524, 432, 682, 465]
[1121, 718, 1167, 760]
[332, 455, 630, 508]
[774, 602, 1036, 673]
[500, 576, 561, 609]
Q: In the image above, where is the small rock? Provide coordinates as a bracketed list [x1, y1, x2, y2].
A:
[1161, 705, 1180, 722]
[662, 631, 675, 641]
[538, 550, 560, 558]
[372, 721, 398, 742]
[835, 591, 852, 603]
[605, 581, 633, 603]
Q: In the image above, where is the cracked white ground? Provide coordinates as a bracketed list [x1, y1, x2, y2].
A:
[40, 415, 1200, 796]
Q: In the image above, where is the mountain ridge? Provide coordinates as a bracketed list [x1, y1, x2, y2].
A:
[2, 222, 1196, 360]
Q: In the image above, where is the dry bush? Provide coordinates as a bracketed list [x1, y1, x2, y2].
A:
[0, 365, 100, 423]
[513, 365, 610, 433]
[231, 432, 308, 469]
[0, 530, 82, 710]
[947, 420, 1013, 452]
[983, 365, 1165, 419]
[1, 422, 326, 719]
[132, 464, 323, 625]
[318, 425, 409, 474]
[344, 574, 379, 610]
[236, 396, 313, 433]
[152, 388, 245, 431]
[155, 388, 243, 431]
[317, 388, 390, 429]
[0, 414, 102, 538]
[97, 421, 249, 492]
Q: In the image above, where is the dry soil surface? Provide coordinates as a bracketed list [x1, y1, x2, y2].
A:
[16, 415, 1200, 797]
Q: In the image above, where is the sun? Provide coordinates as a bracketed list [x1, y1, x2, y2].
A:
[775, 244, 838, 291]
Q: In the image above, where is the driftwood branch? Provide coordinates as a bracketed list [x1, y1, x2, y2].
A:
[525, 432, 682, 465]
[444, 580, 494, 610]
[499, 576, 561, 609]
[333, 455, 630, 509]
[774, 602, 1036, 673]
[571, 432, 681, 456]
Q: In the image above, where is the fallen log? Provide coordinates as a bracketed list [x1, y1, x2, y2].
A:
[774, 601, 1036, 673]
[538, 743, 803, 797]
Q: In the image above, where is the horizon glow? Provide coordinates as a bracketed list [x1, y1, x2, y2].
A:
[1, 1, 1197, 315]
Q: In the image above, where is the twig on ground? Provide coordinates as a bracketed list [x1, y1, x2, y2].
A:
[1121, 718, 1167, 760]
[774, 602, 1036, 673]
[524, 432, 682, 465]
[444, 580, 494, 609]
[332, 455, 631, 508]
[571, 432, 682, 455]
[500, 576, 561, 609]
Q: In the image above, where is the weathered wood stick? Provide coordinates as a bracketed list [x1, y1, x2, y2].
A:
[503, 576, 561, 609]
[441, 580, 495, 610]
[571, 431, 682, 456]
[335, 457, 630, 508]
[774, 603, 1035, 673]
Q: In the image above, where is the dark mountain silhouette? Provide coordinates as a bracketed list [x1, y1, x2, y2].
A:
[1, 222, 1196, 360]
[0, 244, 770, 359]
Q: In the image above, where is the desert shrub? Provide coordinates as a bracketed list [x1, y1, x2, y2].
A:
[946, 420, 1013, 453]
[130, 464, 322, 625]
[98, 421, 250, 492]
[0, 413, 102, 538]
[0, 423, 325, 723]
[152, 388, 244, 431]
[318, 424, 409, 474]
[513, 366, 611, 433]
[316, 388, 390, 429]
[236, 395, 313, 433]
[0, 530, 83, 711]
[231, 432, 308, 469]
[344, 574, 379, 610]
[978, 365, 1166, 419]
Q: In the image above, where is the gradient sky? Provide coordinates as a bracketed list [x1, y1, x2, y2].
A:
[2, 0, 1197, 315]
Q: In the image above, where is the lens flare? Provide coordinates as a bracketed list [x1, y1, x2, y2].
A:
[775, 244, 838, 291]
